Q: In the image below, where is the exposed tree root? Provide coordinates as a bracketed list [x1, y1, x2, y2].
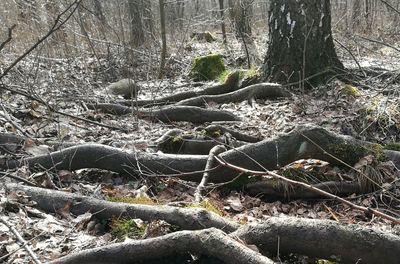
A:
[200, 124, 262, 143]
[176, 83, 291, 107]
[8, 182, 398, 264]
[385, 149, 400, 170]
[245, 180, 362, 199]
[153, 125, 261, 155]
[234, 216, 400, 264]
[5, 183, 239, 232]
[155, 128, 247, 155]
[195, 145, 227, 203]
[2, 125, 399, 184]
[117, 71, 241, 107]
[0, 133, 26, 153]
[88, 104, 241, 122]
[48, 228, 273, 264]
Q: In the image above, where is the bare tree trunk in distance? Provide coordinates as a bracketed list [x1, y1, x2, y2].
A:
[228, 0, 259, 66]
[352, 0, 362, 30]
[159, 0, 167, 79]
[128, 0, 145, 47]
[262, 0, 344, 86]
[219, 0, 227, 44]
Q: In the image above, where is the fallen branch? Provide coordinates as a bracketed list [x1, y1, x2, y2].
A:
[5, 183, 238, 232]
[234, 216, 400, 264]
[49, 228, 273, 264]
[0, 217, 42, 264]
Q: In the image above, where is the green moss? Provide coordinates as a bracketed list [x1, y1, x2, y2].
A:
[186, 201, 223, 216]
[244, 67, 261, 79]
[316, 260, 338, 264]
[190, 54, 226, 81]
[384, 142, 400, 151]
[171, 135, 184, 144]
[201, 128, 222, 138]
[219, 68, 261, 85]
[327, 143, 368, 165]
[110, 218, 146, 239]
[341, 84, 361, 97]
[367, 143, 387, 161]
[108, 196, 157, 205]
[328, 143, 390, 165]
[218, 70, 230, 84]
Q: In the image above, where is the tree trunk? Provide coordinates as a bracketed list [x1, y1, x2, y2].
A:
[228, 0, 259, 66]
[158, 0, 167, 79]
[263, 0, 344, 86]
[128, 0, 145, 47]
[218, 0, 227, 44]
[352, 0, 362, 30]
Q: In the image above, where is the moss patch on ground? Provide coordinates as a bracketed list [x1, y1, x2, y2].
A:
[110, 218, 146, 240]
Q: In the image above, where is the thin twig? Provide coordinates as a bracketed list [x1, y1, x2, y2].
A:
[0, 172, 37, 187]
[334, 39, 366, 77]
[0, 231, 45, 262]
[379, 0, 400, 16]
[0, 217, 42, 264]
[0, 0, 83, 80]
[0, 24, 16, 52]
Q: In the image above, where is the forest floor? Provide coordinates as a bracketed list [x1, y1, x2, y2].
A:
[0, 33, 399, 263]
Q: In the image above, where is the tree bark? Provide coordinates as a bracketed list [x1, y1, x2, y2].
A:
[128, 0, 145, 47]
[158, 0, 167, 78]
[3, 125, 398, 183]
[219, 0, 227, 44]
[263, 0, 344, 86]
[234, 216, 400, 264]
[49, 228, 273, 264]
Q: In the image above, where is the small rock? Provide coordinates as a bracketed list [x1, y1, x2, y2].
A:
[107, 79, 140, 99]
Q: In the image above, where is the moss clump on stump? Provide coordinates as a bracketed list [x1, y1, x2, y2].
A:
[190, 54, 225, 81]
